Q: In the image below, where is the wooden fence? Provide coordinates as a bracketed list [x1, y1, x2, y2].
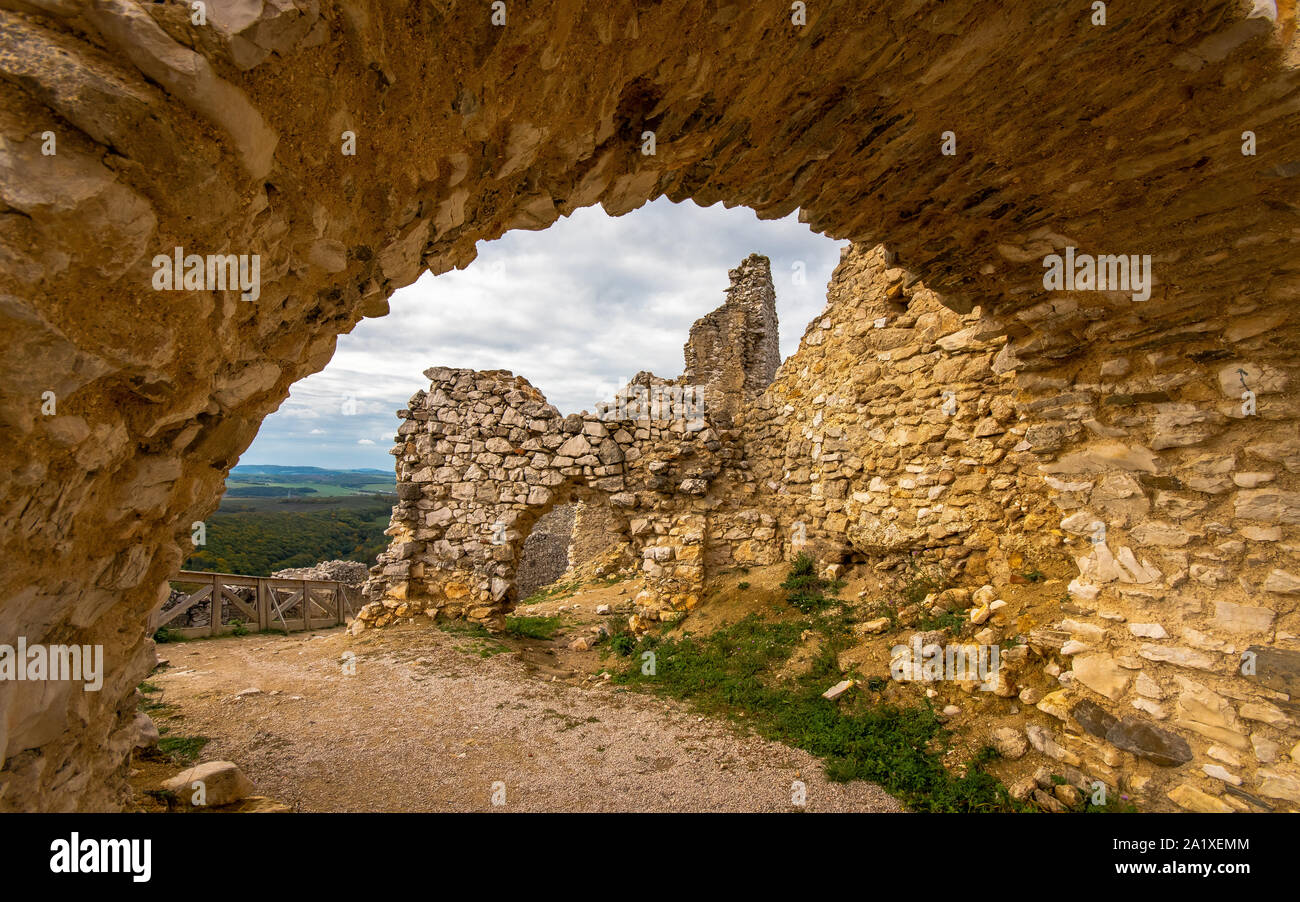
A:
[150, 570, 355, 639]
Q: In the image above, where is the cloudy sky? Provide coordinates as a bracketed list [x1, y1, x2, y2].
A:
[241, 198, 848, 470]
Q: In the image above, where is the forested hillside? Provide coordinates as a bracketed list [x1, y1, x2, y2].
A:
[182, 468, 395, 576]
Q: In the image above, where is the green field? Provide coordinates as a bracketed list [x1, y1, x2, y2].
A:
[225, 480, 357, 498]
[182, 467, 397, 576]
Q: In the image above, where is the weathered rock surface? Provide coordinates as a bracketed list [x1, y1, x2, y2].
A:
[0, 0, 1299, 812]
[160, 760, 255, 808]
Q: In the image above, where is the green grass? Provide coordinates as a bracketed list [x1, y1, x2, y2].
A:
[436, 620, 493, 638]
[155, 735, 210, 765]
[917, 609, 966, 634]
[611, 613, 1019, 811]
[503, 615, 563, 640]
[780, 553, 838, 614]
[138, 681, 176, 719]
[436, 619, 508, 656]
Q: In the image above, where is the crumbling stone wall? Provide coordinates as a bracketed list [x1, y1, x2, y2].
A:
[359, 257, 788, 628]
[567, 498, 625, 571]
[357, 368, 730, 628]
[744, 244, 1028, 578]
[682, 253, 781, 424]
[743, 243, 1300, 812]
[3, 0, 1300, 811]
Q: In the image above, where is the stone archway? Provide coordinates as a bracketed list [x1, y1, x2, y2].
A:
[2, 0, 1299, 810]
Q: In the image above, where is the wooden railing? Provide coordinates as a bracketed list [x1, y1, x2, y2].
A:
[150, 570, 355, 639]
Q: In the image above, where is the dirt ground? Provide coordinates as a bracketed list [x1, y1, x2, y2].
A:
[135, 582, 903, 812]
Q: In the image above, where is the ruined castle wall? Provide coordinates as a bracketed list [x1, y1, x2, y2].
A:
[682, 253, 781, 424]
[514, 504, 575, 599]
[567, 498, 626, 571]
[357, 367, 746, 628]
[743, 244, 1029, 580]
[743, 243, 1300, 812]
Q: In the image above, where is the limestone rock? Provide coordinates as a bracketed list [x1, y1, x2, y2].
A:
[161, 761, 255, 808]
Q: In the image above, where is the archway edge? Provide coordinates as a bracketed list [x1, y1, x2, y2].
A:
[1, 0, 1298, 810]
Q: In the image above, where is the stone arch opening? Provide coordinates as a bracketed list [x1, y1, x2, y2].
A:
[514, 502, 577, 601]
[1, 1, 1299, 811]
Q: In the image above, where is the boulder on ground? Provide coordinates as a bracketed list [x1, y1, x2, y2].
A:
[162, 761, 255, 808]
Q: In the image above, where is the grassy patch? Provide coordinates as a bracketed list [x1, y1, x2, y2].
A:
[612, 613, 1019, 811]
[436, 620, 494, 638]
[153, 735, 210, 766]
[138, 681, 176, 719]
[504, 615, 564, 640]
[436, 619, 508, 655]
[1086, 793, 1140, 813]
[610, 555, 1021, 811]
[916, 609, 966, 634]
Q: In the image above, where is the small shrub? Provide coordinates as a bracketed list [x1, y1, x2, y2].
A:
[611, 634, 637, 656]
[737, 581, 751, 591]
[900, 555, 949, 607]
[917, 609, 965, 634]
[781, 553, 834, 614]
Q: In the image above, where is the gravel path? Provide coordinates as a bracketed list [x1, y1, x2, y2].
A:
[149, 623, 903, 813]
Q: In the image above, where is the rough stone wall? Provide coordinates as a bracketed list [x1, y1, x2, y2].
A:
[682, 253, 780, 424]
[2, 0, 1300, 811]
[743, 242, 1300, 812]
[567, 498, 625, 571]
[360, 254, 789, 627]
[356, 368, 732, 628]
[744, 244, 1027, 578]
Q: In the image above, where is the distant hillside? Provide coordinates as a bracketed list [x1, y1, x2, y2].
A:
[224, 466, 396, 499]
[181, 466, 397, 576]
[233, 465, 391, 476]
